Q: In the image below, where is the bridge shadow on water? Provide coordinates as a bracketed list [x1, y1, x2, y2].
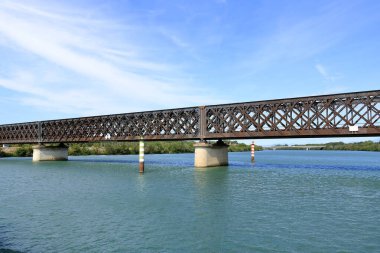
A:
[0, 225, 24, 253]
[0, 249, 23, 253]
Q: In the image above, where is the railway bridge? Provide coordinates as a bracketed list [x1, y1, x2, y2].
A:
[1, 90, 379, 171]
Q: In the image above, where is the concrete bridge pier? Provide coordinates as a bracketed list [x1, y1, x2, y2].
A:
[194, 140, 229, 167]
[32, 143, 68, 162]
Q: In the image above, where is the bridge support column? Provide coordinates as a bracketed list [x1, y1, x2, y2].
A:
[194, 140, 229, 167]
[32, 144, 68, 162]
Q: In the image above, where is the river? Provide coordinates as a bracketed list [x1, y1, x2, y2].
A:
[1, 150, 379, 252]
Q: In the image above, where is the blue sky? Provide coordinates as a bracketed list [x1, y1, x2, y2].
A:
[0, 0, 379, 145]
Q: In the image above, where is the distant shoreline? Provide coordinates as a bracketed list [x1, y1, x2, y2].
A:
[264, 141, 380, 152]
[0, 141, 263, 157]
[2, 141, 379, 158]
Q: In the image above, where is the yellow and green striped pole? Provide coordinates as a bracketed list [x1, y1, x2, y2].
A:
[139, 137, 144, 173]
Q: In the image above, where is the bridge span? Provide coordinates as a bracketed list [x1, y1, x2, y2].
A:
[1, 90, 379, 170]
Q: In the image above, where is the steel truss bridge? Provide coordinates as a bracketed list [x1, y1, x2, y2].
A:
[0, 90, 379, 144]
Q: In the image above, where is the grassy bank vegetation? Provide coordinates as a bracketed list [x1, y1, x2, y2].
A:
[69, 141, 263, 155]
[1, 145, 33, 157]
[2, 141, 378, 158]
[324, 141, 380, 151]
[1, 141, 263, 157]
[268, 141, 380, 152]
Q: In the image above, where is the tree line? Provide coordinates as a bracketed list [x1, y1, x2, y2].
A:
[0, 141, 263, 157]
[2, 140, 379, 158]
[267, 141, 380, 151]
[323, 141, 380, 151]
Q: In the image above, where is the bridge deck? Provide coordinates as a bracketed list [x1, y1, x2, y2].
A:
[1, 90, 379, 144]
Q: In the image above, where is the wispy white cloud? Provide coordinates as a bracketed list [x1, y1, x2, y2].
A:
[315, 64, 343, 81]
[0, 0, 218, 118]
[0, 71, 118, 115]
[315, 64, 328, 79]
[159, 28, 190, 49]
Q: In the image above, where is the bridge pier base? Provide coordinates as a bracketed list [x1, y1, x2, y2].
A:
[32, 144, 68, 162]
[194, 140, 228, 167]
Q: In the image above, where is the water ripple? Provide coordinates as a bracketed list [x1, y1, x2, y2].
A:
[0, 151, 379, 252]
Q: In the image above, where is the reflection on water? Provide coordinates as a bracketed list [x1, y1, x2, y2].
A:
[194, 166, 229, 189]
[0, 151, 379, 252]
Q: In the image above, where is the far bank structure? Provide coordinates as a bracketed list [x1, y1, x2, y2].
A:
[0, 90, 379, 172]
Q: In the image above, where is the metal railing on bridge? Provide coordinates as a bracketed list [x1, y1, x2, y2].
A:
[1, 90, 379, 144]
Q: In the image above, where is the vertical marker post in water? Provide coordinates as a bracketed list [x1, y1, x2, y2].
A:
[251, 141, 255, 162]
[139, 137, 144, 173]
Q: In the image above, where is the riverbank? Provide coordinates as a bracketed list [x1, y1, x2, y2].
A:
[2, 140, 379, 158]
[269, 141, 380, 152]
[0, 141, 263, 157]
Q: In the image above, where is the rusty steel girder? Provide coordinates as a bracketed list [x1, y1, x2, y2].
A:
[203, 90, 380, 139]
[0, 90, 379, 144]
[0, 107, 200, 144]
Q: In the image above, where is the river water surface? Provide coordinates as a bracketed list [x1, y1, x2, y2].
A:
[1, 151, 379, 252]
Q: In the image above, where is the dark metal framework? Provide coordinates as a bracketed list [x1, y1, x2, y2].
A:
[1, 90, 379, 144]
